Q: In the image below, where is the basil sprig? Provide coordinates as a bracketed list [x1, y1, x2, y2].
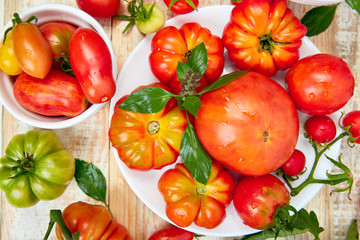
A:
[118, 42, 246, 184]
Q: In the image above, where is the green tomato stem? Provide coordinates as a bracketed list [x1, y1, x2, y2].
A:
[43, 210, 77, 240]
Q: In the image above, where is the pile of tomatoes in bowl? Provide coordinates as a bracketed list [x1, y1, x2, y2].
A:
[0, 4, 118, 129]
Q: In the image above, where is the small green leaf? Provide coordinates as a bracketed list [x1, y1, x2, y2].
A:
[118, 87, 177, 113]
[187, 42, 207, 77]
[198, 71, 248, 94]
[177, 61, 192, 83]
[345, 219, 359, 240]
[74, 159, 107, 204]
[301, 4, 339, 37]
[182, 95, 201, 117]
[180, 122, 211, 184]
[346, 0, 360, 15]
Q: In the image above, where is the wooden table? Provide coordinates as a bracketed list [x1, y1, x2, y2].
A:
[1, 1, 359, 239]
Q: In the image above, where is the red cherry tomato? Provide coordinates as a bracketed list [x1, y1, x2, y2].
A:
[163, 0, 199, 14]
[305, 115, 337, 143]
[286, 54, 355, 115]
[233, 174, 290, 230]
[69, 27, 116, 104]
[148, 225, 194, 240]
[280, 149, 306, 176]
[342, 110, 360, 144]
[76, 0, 120, 18]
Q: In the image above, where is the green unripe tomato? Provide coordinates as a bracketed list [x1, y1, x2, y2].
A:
[135, 4, 165, 34]
[0, 130, 75, 208]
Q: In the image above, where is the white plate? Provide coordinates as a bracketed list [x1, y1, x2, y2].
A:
[289, 0, 343, 5]
[109, 5, 341, 237]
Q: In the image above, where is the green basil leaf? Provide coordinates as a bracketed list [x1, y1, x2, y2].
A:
[301, 4, 339, 37]
[74, 159, 107, 203]
[182, 95, 201, 117]
[180, 122, 211, 185]
[187, 42, 207, 77]
[198, 71, 248, 94]
[346, 0, 360, 15]
[118, 87, 177, 113]
[177, 61, 192, 83]
[345, 219, 359, 240]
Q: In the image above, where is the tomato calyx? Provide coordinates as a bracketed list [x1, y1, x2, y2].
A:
[263, 129, 270, 143]
[54, 53, 75, 77]
[196, 184, 207, 196]
[147, 120, 161, 135]
[3, 12, 38, 44]
[258, 32, 275, 54]
[8, 152, 36, 178]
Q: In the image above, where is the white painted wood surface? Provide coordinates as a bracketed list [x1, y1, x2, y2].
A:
[0, 0, 359, 239]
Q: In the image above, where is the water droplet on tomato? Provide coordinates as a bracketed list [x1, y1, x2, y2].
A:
[251, 202, 259, 209]
[25, 49, 32, 55]
[309, 93, 316, 99]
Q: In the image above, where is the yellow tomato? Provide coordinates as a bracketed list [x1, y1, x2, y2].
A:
[0, 31, 23, 75]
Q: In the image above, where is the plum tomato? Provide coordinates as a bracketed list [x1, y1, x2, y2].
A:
[285, 54, 355, 115]
[148, 225, 194, 240]
[342, 110, 360, 144]
[195, 71, 299, 176]
[69, 27, 116, 104]
[40, 22, 76, 69]
[233, 174, 290, 230]
[76, 0, 120, 18]
[163, 0, 199, 14]
[304, 115, 337, 143]
[280, 149, 306, 176]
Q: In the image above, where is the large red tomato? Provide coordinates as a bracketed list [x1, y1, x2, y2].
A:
[149, 22, 224, 94]
[194, 71, 299, 176]
[285, 54, 354, 115]
[233, 174, 290, 230]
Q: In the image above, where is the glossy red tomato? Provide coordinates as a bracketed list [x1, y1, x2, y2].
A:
[304, 115, 337, 143]
[149, 22, 224, 94]
[69, 27, 116, 104]
[342, 111, 360, 144]
[148, 225, 194, 240]
[56, 201, 131, 240]
[163, 0, 199, 14]
[12, 21, 52, 79]
[286, 54, 355, 115]
[13, 69, 88, 117]
[40, 22, 77, 68]
[280, 149, 306, 176]
[76, 0, 120, 18]
[195, 71, 299, 176]
[158, 161, 235, 229]
[222, 0, 307, 76]
[233, 174, 290, 230]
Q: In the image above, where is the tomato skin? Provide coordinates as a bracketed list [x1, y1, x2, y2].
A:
[304, 115, 337, 143]
[149, 22, 224, 94]
[148, 225, 194, 240]
[0, 31, 23, 75]
[195, 71, 299, 176]
[12, 22, 52, 79]
[285, 54, 355, 115]
[69, 27, 116, 104]
[233, 174, 290, 230]
[76, 0, 120, 18]
[109, 83, 187, 170]
[342, 111, 360, 144]
[40, 22, 77, 68]
[0, 130, 75, 208]
[135, 4, 165, 34]
[56, 201, 131, 240]
[222, 0, 306, 76]
[13, 69, 88, 117]
[158, 161, 235, 229]
[163, 0, 199, 14]
[280, 149, 306, 176]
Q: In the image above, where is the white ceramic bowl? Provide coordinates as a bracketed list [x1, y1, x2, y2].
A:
[0, 4, 118, 129]
[289, 0, 343, 5]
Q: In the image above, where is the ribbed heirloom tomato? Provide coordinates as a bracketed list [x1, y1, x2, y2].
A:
[222, 0, 307, 76]
[149, 22, 224, 94]
[194, 71, 299, 176]
[158, 161, 235, 229]
[109, 83, 187, 170]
